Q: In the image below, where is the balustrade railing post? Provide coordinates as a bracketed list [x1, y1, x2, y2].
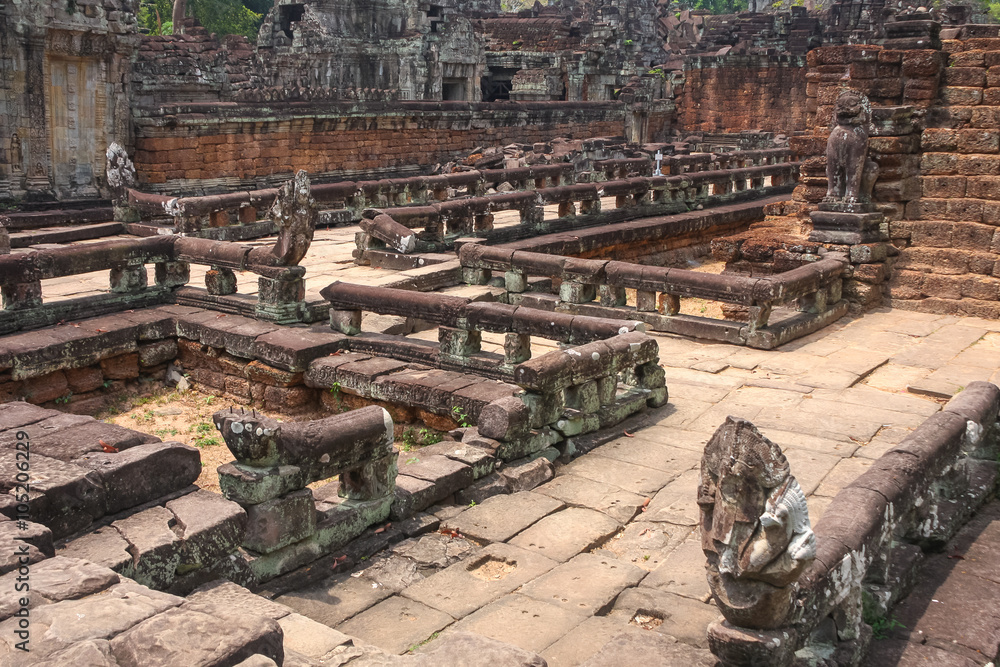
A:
[464, 267, 491, 285]
[504, 332, 531, 365]
[598, 284, 627, 307]
[475, 213, 494, 232]
[238, 206, 257, 224]
[439, 326, 481, 360]
[110, 263, 148, 294]
[560, 280, 596, 304]
[256, 268, 306, 323]
[658, 293, 680, 316]
[747, 304, 772, 333]
[1, 281, 42, 310]
[635, 290, 657, 312]
[505, 270, 528, 293]
[209, 210, 229, 228]
[206, 266, 238, 296]
[155, 261, 190, 288]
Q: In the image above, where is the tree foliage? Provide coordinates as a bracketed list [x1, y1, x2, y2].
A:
[688, 0, 750, 13]
[138, 0, 271, 39]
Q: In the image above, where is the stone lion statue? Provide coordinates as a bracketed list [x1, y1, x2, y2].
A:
[824, 89, 878, 205]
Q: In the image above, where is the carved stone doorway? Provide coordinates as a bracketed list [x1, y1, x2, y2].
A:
[48, 56, 102, 199]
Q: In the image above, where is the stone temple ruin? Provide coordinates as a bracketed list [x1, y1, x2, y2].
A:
[2, 0, 1000, 665]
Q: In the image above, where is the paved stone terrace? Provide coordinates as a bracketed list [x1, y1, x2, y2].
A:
[11, 225, 1000, 664]
[272, 307, 1000, 665]
[865, 499, 1000, 667]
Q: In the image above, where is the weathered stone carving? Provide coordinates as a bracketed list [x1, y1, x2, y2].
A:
[105, 142, 137, 207]
[270, 170, 317, 266]
[699, 416, 816, 629]
[824, 89, 878, 207]
[9, 134, 22, 173]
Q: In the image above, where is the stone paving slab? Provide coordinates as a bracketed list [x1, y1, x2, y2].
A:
[578, 629, 718, 667]
[633, 469, 699, 527]
[442, 492, 565, 544]
[610, 587, 722, 649]
[519, 552, 645, 615]
[638, 534, 711, 602]
[276, 571, 396, 628]
[448, 593, 589, 654]
[278, 612, 352, 659]
[337, 595, 454, 655]
[813, 457, 874, 498]
[540, 616, 662, 667]
[586, 439, 701, 475]
[401, 542, 558, 619]
[593, 521, 692, 572]
[531, 473, 647, 525]
[557, 455, 675, 496]
[508, 507, 621, 562]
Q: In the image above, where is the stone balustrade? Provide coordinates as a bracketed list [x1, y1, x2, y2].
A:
[119, 150, 798, 250]
[0, 234, 309, 335]
[706, 382, 1000, 666]
[354, 161, 800, 260]
[123, 164, 575, 234]
[214, 405, 398, 582]
[320, 281, 645, 374]
[459, 243, 849, 349]
[591, 148, 794, 181]
[317, 281, 666, 461]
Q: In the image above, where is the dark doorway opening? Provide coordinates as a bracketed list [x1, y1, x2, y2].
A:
[279, 4, 305, 40]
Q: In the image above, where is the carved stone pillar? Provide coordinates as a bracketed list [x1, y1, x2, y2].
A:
[23, 34, 52, 200]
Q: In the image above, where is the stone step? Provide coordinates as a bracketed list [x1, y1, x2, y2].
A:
[0, 401, 205, 541]
[56, 488, 248, 595]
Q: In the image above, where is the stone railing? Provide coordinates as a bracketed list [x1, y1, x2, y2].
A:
[356, 161, 800, 259]
[121, 164, 575, 235]
[1, 170, 318, 333]
[705, 383, 1000, 667]
[459, 244, 849, 349]
[0, 235, 310, 335]
[320, 281, 646, 377]
[117, 149, 797, 248]
[317, 282, 666, 461]
[213, 405, 397, 583]
[591, 148, 794, 181]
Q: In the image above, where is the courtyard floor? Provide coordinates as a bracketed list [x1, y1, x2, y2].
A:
[270, 305, 999, 665]
[20, 224, 1000, 664]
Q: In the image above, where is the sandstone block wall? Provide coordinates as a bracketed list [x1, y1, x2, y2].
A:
[672, 55, 809, 134]
[890, 38, 1000, 317]
[132, 103, 625, 193]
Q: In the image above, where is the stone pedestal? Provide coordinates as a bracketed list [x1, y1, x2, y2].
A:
[809, 201, 883, 245]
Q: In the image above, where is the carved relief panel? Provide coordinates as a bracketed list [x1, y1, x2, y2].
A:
[47, 55, 103, 198]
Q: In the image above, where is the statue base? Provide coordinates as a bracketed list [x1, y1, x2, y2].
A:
[818, 199, 878, 214]
[809, 210, 883, 245]
[707, 620, 800, 667]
